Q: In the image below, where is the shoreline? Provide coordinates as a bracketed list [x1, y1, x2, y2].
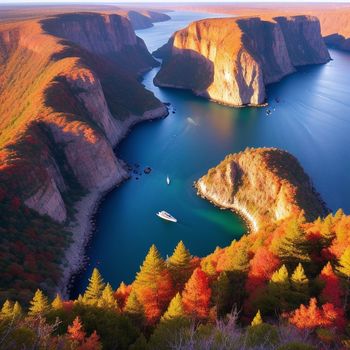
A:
[194, 180, 257, 234]
[58, 104, 168, 298]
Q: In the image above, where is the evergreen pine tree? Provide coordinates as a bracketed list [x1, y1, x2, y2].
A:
[133, 245, 174, 324]
[0, 300, 13, 319]
[12, 302, 22, 318]
[291, 263, 309, 293]
[83, 268, 105, 305]
[28, 289, 50, 315]
[51, 293, 64, 310]
[276, 218, 310, 265]
[251, 310, 263, 326]
[124, 290, 144, 324]
[168, 241, 192, 289]
[225, 238, 250, 273]
[270, 265, 289, 286]
[99, 283, 118, 309]
[162, 293, 185, 321]
[201, 259, 217, 278]
[320, 214, 335, 245]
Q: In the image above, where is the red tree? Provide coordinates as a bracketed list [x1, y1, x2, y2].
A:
[319, 262, 342, 307]
[246, 247, 280, 293]
[289, 298, 345, 331]
[81, 331, 101, 350]
[182, 267, 211, 320]
[68, 317, 86, 343]
[67, 317, 101, 349]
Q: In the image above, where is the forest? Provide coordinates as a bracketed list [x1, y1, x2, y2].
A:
[1, 210, 350, 349]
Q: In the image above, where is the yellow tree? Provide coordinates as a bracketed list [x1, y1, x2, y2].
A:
[12, 302, 22, 318]
[124, 290, 144, 325]
[291, 263, 309, 293]
[83, 268, 105, 305]
[133, 245, 174, 324]
[29, 289, 50, 315]
[270, 265, 289, 287]
[99, 283, 118, 309]
[51, 293, 63, 310]
[161, 293, 185, 322]
[0, 300, 13, 319]
[168, 241, 193, 290]
[251, 310, 263, 326]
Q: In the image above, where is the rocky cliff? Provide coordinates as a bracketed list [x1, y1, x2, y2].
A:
[195, 148, 328, 231]
[154, 16, 330, 106]
[0, 12, 167, 297]
[155, 3, 350, 52]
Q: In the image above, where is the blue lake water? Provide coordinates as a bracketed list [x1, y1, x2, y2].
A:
[71, 11, 350, 296]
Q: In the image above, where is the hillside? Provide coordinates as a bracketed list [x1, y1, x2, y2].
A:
[196, 148, 329, 231]
[0, 12, 167, 302]
[154, 16, 330, 106]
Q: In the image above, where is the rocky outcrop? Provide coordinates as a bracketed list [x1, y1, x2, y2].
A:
[154, 16, 330, 106]
[195, 148, 328, 231]
[0, 12, 168, 296]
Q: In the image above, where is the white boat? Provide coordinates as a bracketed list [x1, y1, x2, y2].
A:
[156, 211, 177, 223]
[166, 175, 170, 185]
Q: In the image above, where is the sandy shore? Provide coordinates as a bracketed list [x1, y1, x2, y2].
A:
[57, 105, 168, 298]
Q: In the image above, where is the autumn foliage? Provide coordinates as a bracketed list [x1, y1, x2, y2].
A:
[182, 268, 211, 320]
[288, 298, 345, 331]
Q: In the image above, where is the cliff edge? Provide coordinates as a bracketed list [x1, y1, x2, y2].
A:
[195, 148, 329, 231]
[154, 16, 330, 106]
[0, 12, 167, 299]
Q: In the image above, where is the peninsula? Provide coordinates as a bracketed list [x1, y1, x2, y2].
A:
[195, 148, 329, 231]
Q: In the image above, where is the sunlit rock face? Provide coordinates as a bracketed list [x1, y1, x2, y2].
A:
[154, 16, 330, 107]
[195, 148, 329, 231]
[0, 12, 167, 223]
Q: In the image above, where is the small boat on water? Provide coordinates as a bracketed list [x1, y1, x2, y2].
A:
[156, 210, 177, 223]
[166, 175, 170, 185]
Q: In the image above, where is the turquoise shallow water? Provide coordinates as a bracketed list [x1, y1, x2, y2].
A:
[71, 11, 350, 296]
